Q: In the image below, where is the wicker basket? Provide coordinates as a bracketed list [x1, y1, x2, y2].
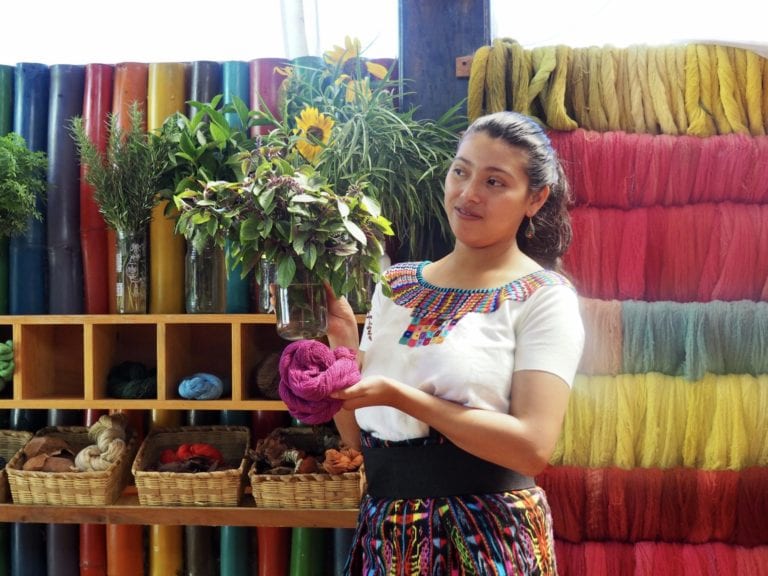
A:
[132, 425, 250, 506]
[6, 426, 136, 506]
[0, 430, 33, 503]
[249, 466, 362, 509]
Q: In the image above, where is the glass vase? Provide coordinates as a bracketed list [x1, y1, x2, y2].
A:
[344, 260, 375, 314]
[274, 266, 327, 341]
[257, 256, 276, 314]
[115, 229, 148, 314]
[185, 240, 226, 314]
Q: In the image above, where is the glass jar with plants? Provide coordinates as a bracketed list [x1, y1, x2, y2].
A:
[0, 132, 47, 314]
[70, 102, 175, 314]
[172, 119, 393, 340]
[158, 95, 256, 314]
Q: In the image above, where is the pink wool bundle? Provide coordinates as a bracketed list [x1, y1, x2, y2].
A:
[278, 339, 360, 424]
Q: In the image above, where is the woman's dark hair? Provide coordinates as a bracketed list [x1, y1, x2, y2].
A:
[459, 111, 573, 271]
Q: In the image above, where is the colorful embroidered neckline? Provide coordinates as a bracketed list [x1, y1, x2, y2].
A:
[384, 261, 572, 347]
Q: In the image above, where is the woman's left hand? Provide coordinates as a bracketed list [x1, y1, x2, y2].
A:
[331, 375, 401, 410]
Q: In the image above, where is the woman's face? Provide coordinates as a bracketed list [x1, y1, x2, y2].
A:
[444, 131, 547, 250]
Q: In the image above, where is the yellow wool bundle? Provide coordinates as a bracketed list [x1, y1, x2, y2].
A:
[647, 46, 678, 134]
[485, 39, 509, 113]
[552, 374, 768, 470]
[467, 44, 490, 121]
[543, 45, 578, 131]
[745, 50, 765, 134]
[468, 38, 768, 135]
[508, 39, 532, 116]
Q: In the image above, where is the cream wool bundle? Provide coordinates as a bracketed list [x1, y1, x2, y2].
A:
[74, 413, 128, 472]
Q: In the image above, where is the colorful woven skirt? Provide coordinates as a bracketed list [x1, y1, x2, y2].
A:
[345, 434, 558, 575]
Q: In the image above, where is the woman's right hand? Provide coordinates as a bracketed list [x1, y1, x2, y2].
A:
[324, 283, 360, 351]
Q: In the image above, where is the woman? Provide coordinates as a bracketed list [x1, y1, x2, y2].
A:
[326, 111, 585, 575]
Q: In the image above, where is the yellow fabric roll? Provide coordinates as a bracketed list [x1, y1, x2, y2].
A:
[468, 45, 490, 122]
[744, 50, 765, 135]
[150, 525, 183, 576]
[716, 45, 749, 134]
[147, 63, 186, 314]
[485, 39, 509, 113]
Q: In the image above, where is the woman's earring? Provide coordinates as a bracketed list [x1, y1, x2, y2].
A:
[525, 217, 535, 239]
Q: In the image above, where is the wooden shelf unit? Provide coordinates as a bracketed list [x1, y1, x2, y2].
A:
[0, 313, 361, 526]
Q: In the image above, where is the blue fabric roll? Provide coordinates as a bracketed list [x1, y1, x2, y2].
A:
[187, 60, 221, 117]
[47, 64, 85, 314]
[10, 63, 49, 315]
[222, 61, 253, 313]
[178, 372, 224, 400]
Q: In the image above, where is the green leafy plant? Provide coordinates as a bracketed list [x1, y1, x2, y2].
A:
[173, 136, 393, 297]
[275, 37, 466, 259]
[0, 132, 47, 238]
[158, 95, 255, 231]
[69, 102, 176, 233]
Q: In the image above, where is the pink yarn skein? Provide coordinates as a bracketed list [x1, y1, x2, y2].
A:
[278, 339, 360, 424]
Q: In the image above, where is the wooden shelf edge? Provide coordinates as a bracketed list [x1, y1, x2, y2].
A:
[0, 399, 288, 411]
[0, 493, 359, 527]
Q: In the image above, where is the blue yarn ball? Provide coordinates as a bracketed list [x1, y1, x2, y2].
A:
[178, 373, 224, 400]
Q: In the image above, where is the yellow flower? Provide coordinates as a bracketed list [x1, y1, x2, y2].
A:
[294, 106, 334, 164]
[324, 36, 362, 68]
[325, 36, 389, 87]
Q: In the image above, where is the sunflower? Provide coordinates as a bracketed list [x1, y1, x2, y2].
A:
[324, 36, 389, 102]
[294, 106, 334, 164]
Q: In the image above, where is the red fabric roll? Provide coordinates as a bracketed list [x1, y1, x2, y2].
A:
[80, 63, 113, 314]
[249, 57, 288, 136]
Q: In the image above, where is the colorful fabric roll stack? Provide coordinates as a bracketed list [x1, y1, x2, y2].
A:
[469, 39, 768, 575]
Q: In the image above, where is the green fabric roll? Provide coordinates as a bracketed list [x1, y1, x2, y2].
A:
[289, 528, 325, 576]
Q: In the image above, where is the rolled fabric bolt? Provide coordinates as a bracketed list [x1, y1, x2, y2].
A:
[178, 372, 224, 400]
[278, 339, 359, 424]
